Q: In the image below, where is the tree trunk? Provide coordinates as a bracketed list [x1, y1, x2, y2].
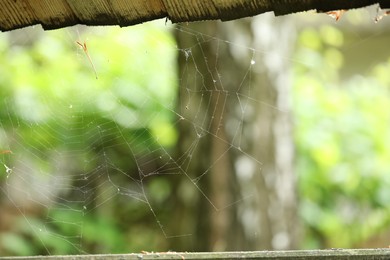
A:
[174, 15, 299, 251]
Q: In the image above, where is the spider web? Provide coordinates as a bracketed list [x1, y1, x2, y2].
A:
[0, 7, 390, 255]
[0, 21, 266, 254]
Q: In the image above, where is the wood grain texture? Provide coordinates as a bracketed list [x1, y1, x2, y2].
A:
[0, 0, 389, 32]
[1, 249, 390, 260]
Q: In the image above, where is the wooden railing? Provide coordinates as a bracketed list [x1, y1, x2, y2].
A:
[2, 249, 390, 260]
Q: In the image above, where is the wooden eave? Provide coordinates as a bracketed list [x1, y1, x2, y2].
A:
[0, 0, 389, 32]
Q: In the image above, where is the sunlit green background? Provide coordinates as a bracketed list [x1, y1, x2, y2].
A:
[293, 20, 390, 248]
[0, 23, 179, 255]
[0, 10, 390, 255]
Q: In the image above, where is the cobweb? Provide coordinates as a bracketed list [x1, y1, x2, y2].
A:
[0, 7, 389, 255]
[0, 20, 265, 254]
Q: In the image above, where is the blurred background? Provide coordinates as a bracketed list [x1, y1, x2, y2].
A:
[0, 6, 390, 255]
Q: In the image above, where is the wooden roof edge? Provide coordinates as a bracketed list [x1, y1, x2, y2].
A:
[0, 0, 389, 32]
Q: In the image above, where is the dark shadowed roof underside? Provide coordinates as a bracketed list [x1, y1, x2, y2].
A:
[1, 0, 389, 32]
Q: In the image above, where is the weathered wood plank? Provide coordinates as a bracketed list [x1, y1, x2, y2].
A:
[1, 0, 390, 32]
[2, 249, 390, 260]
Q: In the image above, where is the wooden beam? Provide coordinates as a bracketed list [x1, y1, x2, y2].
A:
[0, 0, 389, 32]
[1, 249, 390, 260]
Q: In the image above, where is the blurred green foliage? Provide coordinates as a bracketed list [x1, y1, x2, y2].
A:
[0, 17, 390, 256]
[0, 23, 177, 255]
[294, 24, 390, 248]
